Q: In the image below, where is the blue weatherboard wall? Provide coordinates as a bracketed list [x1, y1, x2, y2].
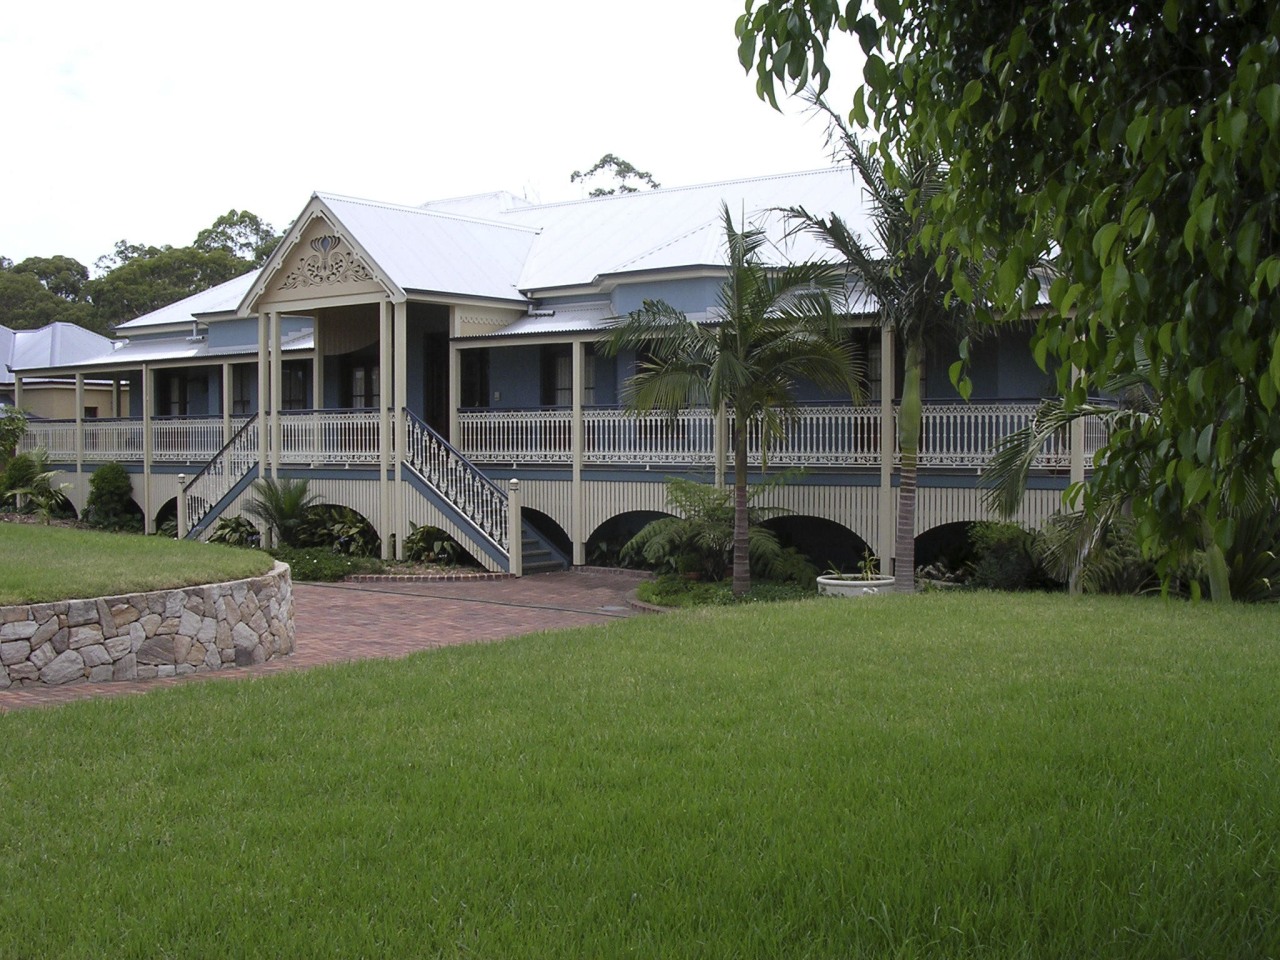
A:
[612, 277, 723, 315]
[488, 344, 542, 407]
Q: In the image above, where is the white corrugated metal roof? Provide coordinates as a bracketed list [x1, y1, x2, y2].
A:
[499, 167, 873, 292]
[114, 271, 261, 330]
[3, 322, 120, 383]
[315, 194, 539, 303]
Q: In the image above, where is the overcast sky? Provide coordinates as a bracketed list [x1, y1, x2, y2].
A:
[0, 0, 861, 270]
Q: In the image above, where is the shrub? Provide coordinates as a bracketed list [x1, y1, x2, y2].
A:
[208, 515, 262, 548]
[297, 504, 381, 557]
[271, 547, 380, 582]
[403, 523, 473, 566]
[621, 478, 784, 581]
[243, 477, 321, 547]
[84, 462, 141, 531]
[1, 452, 40, 509]
[968, 521, 1056, 592]
[0, 408, 26, 467]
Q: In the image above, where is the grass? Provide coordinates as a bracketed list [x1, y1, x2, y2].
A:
[2, 592, 1278, 958]
[0, 522, 274, 604]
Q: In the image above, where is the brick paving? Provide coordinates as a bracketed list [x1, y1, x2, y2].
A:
[0, 569, 650, 713]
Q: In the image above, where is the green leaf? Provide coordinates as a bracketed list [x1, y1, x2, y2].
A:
[864, 54, 889, 92]
[1125, 114, 1150, 158]
[1259, 84, 1280, 133]
[1196, 423, 1213, 464]
[1093, 222, 1121, 263]
[962, 79, 983, 109]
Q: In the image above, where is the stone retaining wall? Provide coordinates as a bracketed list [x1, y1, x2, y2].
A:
[0, 562, 294, 688]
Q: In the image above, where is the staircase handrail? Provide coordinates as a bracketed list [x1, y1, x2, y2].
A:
[402, 409, 509, 553]
[182, 414, 260, 536]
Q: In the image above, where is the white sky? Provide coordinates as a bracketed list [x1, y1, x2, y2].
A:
[0, 0, 861, 271]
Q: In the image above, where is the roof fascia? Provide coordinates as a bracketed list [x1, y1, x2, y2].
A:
[403, 288, 530, 310]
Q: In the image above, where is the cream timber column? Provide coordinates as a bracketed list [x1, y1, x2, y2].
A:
[222, 362, 233, 443]
[378, 301, 392, 560]
[257, 312, 269, 481]
[12, 374, 21, 411]
[74, 373, 84, 476]
[393, 300, 408, 560]
[142, 363, 154, 534]
[269, 311, 282, 480]
[110, 378, 120, 418]
[877, 327, 896, 569]
[312, 316, 324, 412]
[571, 340, 585, 565]
[448, 340, 461, 445]
[714, 404, 728, 489]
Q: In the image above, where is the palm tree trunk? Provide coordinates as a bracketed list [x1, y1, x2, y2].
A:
[894, 340, 925, 593]
[732, 424, 751, 597]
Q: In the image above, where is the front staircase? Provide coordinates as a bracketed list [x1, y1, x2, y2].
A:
[180, 410, 567, 575]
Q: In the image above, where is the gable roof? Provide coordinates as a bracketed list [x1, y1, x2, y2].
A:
[314, 194, 540, 302]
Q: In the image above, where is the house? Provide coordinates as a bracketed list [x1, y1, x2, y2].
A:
[12, 168, 1095, 574]
[2, 322, 128, 419]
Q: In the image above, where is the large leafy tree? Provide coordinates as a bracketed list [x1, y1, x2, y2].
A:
[0, 257, 98, 330]
[602, 202, 860, 596]
[85, 245, 252, 324]
[787, 115, 975, 592]
[737, 0, 1280, 598]
[194, 209, 282, 266]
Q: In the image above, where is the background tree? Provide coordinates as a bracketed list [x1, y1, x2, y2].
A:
[787, 113, 975, 592]
[84, 245, 252, 324]
[737, 0, 1280, 599]
[2, 209, 281, 333]
[571, 154, 661, 197]
[194, 209, 282, 266]
[0, 258, 98, 330]
[602, 202, 859, 596]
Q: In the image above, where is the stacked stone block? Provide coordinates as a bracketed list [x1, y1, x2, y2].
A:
[0, 563, 294, 688]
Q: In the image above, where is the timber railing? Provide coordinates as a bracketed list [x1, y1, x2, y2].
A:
[403, 409, 509, 554]
[182, 415, 260, 538]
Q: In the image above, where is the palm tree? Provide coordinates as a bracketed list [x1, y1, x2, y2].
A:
[787, 114, 977, 593]
[602, 202, 862, 596]
[243, 477, 321, 548]
[981, 379, 1250, 602]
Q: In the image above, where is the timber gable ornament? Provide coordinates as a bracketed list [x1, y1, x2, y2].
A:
[279, 235, 375, 289]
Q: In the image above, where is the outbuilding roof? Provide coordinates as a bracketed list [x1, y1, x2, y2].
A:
[2, 322, 121, 383]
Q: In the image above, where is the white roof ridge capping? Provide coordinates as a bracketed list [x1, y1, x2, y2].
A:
[314, 191, 542, 234]
[503, 166, 843, 213]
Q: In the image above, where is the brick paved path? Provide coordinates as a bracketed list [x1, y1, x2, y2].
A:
[0, 569, 649, 713]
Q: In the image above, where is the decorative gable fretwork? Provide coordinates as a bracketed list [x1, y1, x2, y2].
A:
[280, 235, 375, 290]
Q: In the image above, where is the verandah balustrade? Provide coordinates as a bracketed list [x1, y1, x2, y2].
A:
[20, 401, 1101, 472]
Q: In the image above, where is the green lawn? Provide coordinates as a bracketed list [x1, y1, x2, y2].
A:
[0, 522, 274, 604]
[2, 592, 1277, 958]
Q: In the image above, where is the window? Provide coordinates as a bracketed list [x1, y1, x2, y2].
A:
[158, 372, 188, 416]
[83, 406, 99, 419]
[460, 349, 490, 408]
[540, 346, 595, 406]
[232, 365, 253, 415]
[347, 363, 379, 409]
[282, 361, 308, 411]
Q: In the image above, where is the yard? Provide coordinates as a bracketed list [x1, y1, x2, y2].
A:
[0, 521, 273, 605]
[1, 591, 1277, 958]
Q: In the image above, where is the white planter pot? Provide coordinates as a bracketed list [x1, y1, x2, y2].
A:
[816, 575, 897, 598]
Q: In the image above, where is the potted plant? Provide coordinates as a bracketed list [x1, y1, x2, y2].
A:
[816, 551, 896, 597]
